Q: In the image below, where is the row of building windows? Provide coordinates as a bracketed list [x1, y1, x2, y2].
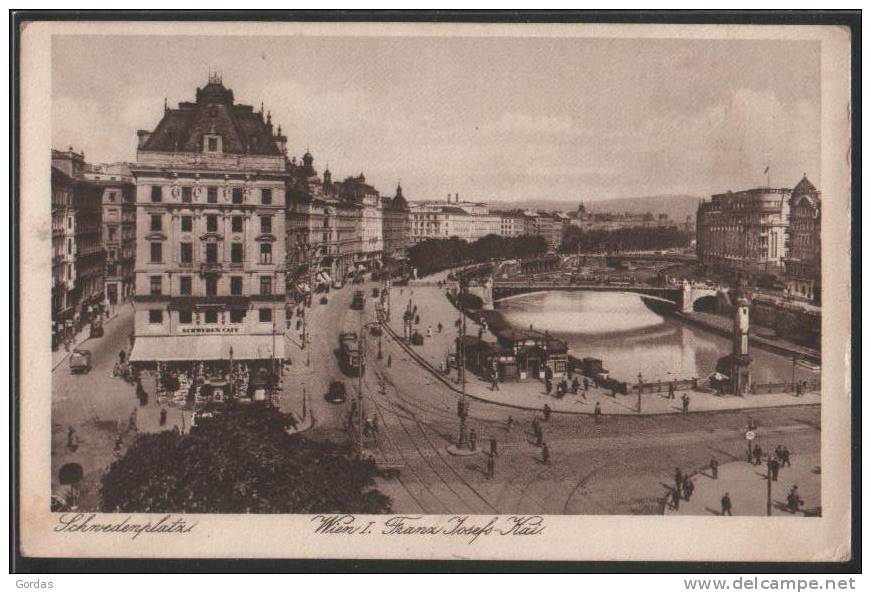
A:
[149, 241, 273, 264]
[148, 274, 274, 296]
[149, 213, 273, 234]
[150, 185, 274, 205]
[147, 307, 273, 324]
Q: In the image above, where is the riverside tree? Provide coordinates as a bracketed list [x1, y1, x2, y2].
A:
[100, 402, 392, 514]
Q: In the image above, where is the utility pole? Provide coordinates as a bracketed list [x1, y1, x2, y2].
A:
[792, 357, 798, 396]
[458, 279, 468, 447]
[357, 329, 365, 457]
[637, 372, 643, 413]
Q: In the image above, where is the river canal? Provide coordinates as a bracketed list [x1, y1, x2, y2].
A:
[496, 291, 818, 385]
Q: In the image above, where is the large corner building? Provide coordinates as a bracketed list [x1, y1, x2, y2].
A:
[129, 75, 287, 378]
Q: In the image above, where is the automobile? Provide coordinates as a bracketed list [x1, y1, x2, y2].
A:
[68, 349, 92, 374]
[325, 380, 347, 404]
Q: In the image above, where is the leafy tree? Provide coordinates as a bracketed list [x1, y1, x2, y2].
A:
[408, 234, 548, 277]
[560, 225, 691, 254]
[100, 402, 392, 514]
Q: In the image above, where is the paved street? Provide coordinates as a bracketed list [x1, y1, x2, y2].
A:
[51, 302, 138, 509]
[50, 279, 821, 516]
[333, 279, 822, 515]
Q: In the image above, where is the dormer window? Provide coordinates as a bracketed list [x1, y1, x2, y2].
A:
[204, 134, 222, 154]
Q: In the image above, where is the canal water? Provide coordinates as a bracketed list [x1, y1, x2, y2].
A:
[496, 291, 818, 385]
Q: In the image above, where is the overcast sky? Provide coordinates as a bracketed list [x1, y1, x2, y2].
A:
[52, 34, 820, 203]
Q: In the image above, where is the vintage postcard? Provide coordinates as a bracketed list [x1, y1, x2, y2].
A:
[16, 18, 854, 563]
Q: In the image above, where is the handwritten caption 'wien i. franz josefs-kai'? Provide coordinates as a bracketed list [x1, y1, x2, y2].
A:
[312, 515, 545, 543]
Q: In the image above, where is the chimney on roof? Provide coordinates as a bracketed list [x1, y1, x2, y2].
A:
[455, 192, 459, 204]
[447, 193, 451, 204]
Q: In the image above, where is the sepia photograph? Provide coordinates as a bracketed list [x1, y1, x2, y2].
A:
[14, 15, 856, 565]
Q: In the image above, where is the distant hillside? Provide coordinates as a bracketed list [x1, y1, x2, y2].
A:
[513, 194, 702, 222]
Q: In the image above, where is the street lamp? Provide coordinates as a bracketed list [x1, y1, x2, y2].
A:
[457, 278, 469, 447]
[637, 372, 643, 413]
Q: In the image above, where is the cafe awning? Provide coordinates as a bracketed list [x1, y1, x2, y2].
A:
[129, 334, 285, 362]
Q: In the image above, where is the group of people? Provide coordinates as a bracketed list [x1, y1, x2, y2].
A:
[669, 468, 696, 511]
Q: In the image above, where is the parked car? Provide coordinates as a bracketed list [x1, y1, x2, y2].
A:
[68, 349, 92, 374]
[325, 380, 347, 404]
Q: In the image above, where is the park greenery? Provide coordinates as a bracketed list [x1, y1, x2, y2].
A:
[408, 234, 548, 277]
[560, 225, 692, 254]
[100, 402, 392, 514]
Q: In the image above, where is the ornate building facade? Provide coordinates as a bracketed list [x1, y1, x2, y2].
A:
[51, 148, 105, 347]
[128, 76, 288, 370]
[285, 154, 362, 286]
[784, 176, 822, 303]
[85, 163, 137, 304]
[696, 186, 792, 280]
[381, 183, 410, 268]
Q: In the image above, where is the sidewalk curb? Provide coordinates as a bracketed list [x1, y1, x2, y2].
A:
[381, 318, 821, 417]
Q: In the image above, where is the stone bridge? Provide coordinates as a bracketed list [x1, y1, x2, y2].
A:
[469, 278, 719, 313]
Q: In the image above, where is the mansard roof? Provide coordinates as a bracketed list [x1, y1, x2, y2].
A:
[140, 79, 282, 156]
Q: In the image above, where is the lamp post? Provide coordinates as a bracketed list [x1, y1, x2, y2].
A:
[766, 454, 773, 516]
[457, 278, 468, 447]
[637, 372, 643, 413]
[792, 356, 798, 396]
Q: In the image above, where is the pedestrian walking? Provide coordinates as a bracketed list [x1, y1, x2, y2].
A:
[721, 492, 733, 516]
[753, 444, 763, 465]
[541, 443, 550, 464]
[543, 404, 552, 421]
[469, 428, 477, 451]
[486, 453, 495, 479]
[710, 458, 719, 480]
[490, 373, 500, 391]
[67, 426, 77, 450]
[159, 408, 168, 427]
[583, 377, 589, 391]
[118, 350, 126, 364]
[437, 322, 443, 333]
[545, 380, 552, 396]
[671, 486, 681, 511]
[769, 456, 780, 481]
[490, 437, 497, 457]
[594, 402, 602, 423]
[572, 377, 580, 394]
[674, 467, 684, 491]
[427, 325, 433, 338]
[681, 394, 690, 413]
[782, 446, 791, 467]
[683, 477, 695, 501]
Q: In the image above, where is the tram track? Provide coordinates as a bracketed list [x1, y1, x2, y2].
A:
[368, 368, 499, 514]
